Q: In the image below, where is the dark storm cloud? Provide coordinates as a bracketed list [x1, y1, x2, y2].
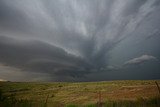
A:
[0, 0, 160, 81]
[146, 29, 160, 40]
[0, 36, 92, 81]
[0, 0, 32, 33]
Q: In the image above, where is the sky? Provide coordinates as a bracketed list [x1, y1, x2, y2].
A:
[0, 0, 160, 82]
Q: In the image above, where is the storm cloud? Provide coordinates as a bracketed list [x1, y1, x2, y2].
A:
[0, 0, 160, 81]
[124, 55, 157, 65]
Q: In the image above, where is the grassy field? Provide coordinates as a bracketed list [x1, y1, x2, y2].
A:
[0, 80, 160, 107]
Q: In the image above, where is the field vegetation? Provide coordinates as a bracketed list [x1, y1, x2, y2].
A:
[0, 80, 160, 107]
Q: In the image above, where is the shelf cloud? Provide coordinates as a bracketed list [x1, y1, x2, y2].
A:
[0, 0, 160, 81]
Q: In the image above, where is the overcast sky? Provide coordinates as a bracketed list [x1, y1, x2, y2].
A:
[0, 0, 160, 81]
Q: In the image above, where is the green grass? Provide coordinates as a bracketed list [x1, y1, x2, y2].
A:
[0, 80, 160, 107]
[65, 96, 160, 107]
[0, 89, 46, 107]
